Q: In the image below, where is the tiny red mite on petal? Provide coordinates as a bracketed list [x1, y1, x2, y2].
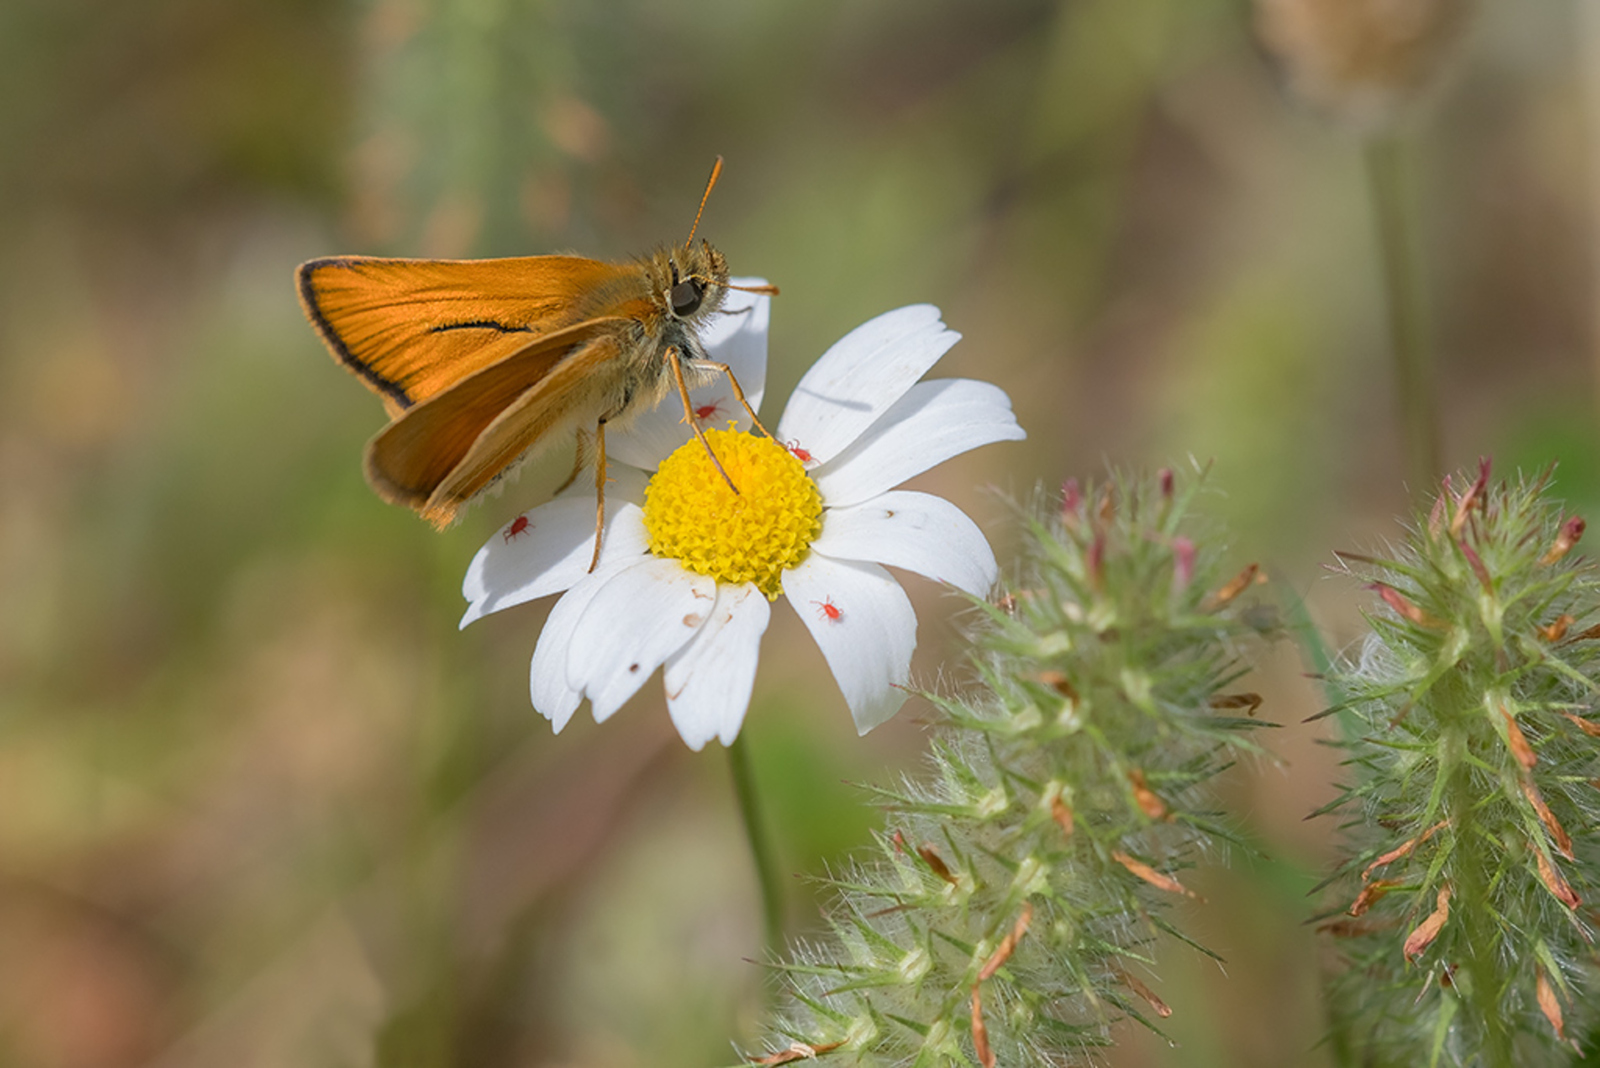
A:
[692, 398, 727, 423]
[503, 514, 532, 542]
[811, 596, 842, 623]
[785, 440, 814, 464]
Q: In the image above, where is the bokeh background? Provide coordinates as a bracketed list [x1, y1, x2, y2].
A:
[2, 1, 1598, 1065]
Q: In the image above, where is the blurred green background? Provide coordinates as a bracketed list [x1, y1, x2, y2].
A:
[1, 1, 1597, 1065]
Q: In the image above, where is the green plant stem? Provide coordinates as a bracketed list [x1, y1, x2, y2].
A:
[1365, 133, 1440, 492]
[1441, 702, 1514, 1068]
[727, 733, 784, 953]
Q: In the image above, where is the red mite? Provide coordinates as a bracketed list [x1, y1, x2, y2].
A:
[692, 398, 727, 423]
[503, 515, 532, 542]
[787, 440, 815, 464]
[812, 597, 843, 623]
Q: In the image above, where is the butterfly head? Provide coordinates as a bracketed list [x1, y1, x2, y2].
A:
[658, 239, 729, 325]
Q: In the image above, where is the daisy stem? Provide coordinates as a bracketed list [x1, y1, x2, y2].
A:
[1365, 132, 1440, 491]
[727, 733, 784, 951]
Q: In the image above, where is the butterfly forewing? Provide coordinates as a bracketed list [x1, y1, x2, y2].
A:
[298, 255, 648, 414]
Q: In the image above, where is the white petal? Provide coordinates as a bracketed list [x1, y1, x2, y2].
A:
[529, 559, 643, 733]
[662, 584, 771, 750]
[775, 305, 957, 465]
[781, 556, 916, 734]
[566, 558, 717, 723]
[460, 467, 650, 627]
[813, 491, 997, 597]
[812, 379, 1025, 508]
[608, 280, 771, 470]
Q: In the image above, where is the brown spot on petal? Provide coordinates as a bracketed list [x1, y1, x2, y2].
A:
[682, 613, 703, 628]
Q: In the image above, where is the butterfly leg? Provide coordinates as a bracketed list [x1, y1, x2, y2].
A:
[554, 428, 593, 496]
[588, 418, 609, 573]
[669, 350, 740, 495]
[688, 359, 774, 441]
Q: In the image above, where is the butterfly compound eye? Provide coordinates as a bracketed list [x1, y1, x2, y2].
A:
[670, 278, 703, 317]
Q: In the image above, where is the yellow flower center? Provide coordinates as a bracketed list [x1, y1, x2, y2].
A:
[643, 428, 823, 599]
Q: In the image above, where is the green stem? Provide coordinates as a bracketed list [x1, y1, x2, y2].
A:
[727, 733, 784, 952]
[1442, 713, 1514, 1068]
[1365, 134, 1441, 492]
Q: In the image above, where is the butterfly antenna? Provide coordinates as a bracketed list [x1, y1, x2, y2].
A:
[686, 156, 723, 246]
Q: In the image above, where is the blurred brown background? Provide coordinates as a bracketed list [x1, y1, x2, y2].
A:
[1, 1, 1597, 1065]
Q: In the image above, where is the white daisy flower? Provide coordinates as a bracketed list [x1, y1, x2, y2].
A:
[460, 285, 1025, 750]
